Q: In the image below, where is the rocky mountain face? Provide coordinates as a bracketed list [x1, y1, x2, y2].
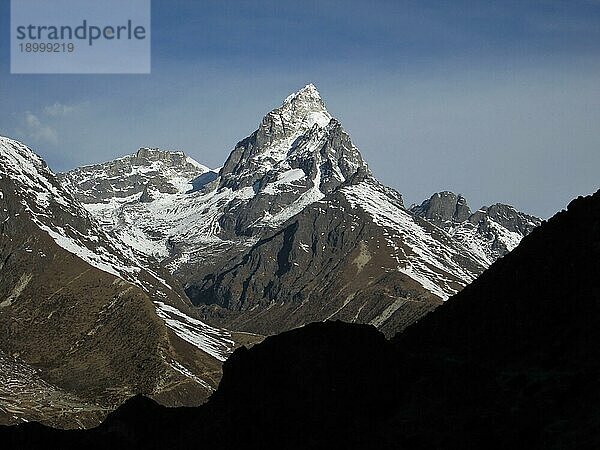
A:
[3, 189, 598, 449]
[0, 137, 241, 428]
[59, 84, 538, 338]
[411, 191, 541, 264]
[190, 182, 486, 337]
[59, 148, 210, 205]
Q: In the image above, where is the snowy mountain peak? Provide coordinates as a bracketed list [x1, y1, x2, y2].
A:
[0, 136, 151, 281]
[265, 83, 329, 133]
[59, 148, 209, 204]
[135, 146, 182, 158]
[133, 147, 209, 172]
[285, 82, 322, 101]
[0, 136, 66, 211]
[279, 83, 329, 125]
[218, 84, 369, 193]
[1, 135, 47, 172]
[264, 82, 332, 137]
[283, 83, 323, 107]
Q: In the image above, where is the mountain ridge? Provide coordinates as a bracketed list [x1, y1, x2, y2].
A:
[1, 188, 597, 448]
[0, 83, 542, 427]
[0, 136, 241, 428]
[58, 84, 538, 337]
[411, 191, 541, 264]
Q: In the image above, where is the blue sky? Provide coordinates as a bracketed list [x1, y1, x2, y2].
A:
[1, 0, 600, 217]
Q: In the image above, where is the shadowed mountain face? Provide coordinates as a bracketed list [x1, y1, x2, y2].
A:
[383, 190, 600, 448]
[2, 190, 598, 449]
[0, 322, 398, 450]
[399, 191, 600, 365]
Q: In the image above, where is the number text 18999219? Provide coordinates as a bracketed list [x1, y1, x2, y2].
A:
[19, 43, 75, 53]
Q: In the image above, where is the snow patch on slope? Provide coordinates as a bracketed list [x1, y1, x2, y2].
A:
[0, 137, 144, 280]
[262, 165, 325, 227]
[166, 359, 213, 391]
[343, 181, 481, 300]
[261, 168, 306, 195]
[154, 301, 234, 362]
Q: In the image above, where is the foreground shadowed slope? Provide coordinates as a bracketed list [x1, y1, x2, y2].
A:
[2, 190, 600, 449]
[1, 322, 397, 449]
[397, 190, 600, 364]
[384, 190, 600, 449]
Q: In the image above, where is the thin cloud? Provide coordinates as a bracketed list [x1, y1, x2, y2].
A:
[44, 102, 77, 117]
[19, 112, 59, 145]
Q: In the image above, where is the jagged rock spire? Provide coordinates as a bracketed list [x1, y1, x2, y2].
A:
[219, 83, 368, 191]
[411, 191, 472, 227]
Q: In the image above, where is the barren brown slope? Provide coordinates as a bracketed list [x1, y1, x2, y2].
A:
[0, 137, 239, 428]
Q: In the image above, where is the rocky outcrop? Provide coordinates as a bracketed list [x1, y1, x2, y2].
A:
[58, 148, 208, 204]
[411, 191, 541, 264]
[410, 191, 471, 226]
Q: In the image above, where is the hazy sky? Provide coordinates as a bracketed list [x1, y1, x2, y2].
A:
[1, 0, 599, 218]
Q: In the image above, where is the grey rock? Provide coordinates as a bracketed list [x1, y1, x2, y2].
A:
[411, 192, 542, 263]
[59, 147, 208, 204]
[410, 191, 471, 227]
